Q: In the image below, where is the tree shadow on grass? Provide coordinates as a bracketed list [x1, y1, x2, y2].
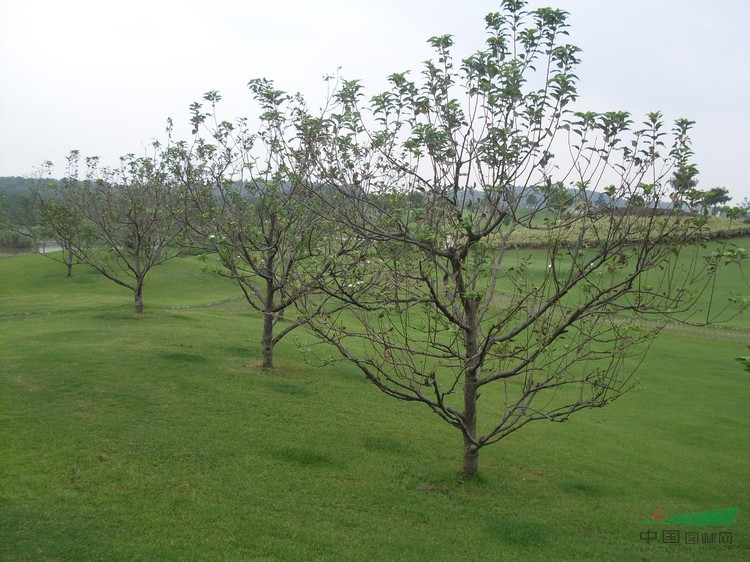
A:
[488, 520, 552, 547]
[158, 351, 208, 363]
[273, 446, 336, 468]
[559, 479, 606, 497]
[361, 435, 409, 456]
[261, 379, 315, 397]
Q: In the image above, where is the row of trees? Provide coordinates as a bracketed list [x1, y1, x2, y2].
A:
[10, 1, 739, 476]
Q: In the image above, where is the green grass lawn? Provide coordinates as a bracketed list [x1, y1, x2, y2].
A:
[1, 253, 748, 560]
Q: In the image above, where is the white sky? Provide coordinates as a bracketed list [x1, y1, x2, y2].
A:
[1, 0, 748, 199]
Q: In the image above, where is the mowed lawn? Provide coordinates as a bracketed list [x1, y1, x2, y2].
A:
[1, 252, 748, 561]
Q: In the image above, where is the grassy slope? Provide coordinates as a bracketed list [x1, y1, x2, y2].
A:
[1, 253, 748, 561]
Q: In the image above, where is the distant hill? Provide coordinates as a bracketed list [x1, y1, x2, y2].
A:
[0, 176, 33, 197]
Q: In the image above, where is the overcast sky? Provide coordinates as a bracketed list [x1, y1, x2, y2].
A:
[1, 0, 748, 199]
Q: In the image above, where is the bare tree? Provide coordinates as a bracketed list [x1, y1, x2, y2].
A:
[170, 85, 359, 368]
[18, 162, 88, 276]
[295, 1, 722, 477]
[39, 149, 183, 313]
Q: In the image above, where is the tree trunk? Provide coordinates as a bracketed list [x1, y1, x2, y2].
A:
[63, 245, 73, 277]
[462, 375, 479, 478]
[133, 250, 143, 314]
[462, 433, 479, 478]
[261, 312, 274, 368]
[134, 286, 144, 314]
[459, 265, 481, 478]
[262, 275, 276, 369]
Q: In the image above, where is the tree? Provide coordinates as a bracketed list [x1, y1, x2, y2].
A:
[668, 159, 699, 213]
[294, 1, 720, 477]
[19, 164, 89, 276]
[170, 86, 358, 368]
[594, 192, 608, 209]
[39, 149, 183, 313]
[702, 187, 731, 215]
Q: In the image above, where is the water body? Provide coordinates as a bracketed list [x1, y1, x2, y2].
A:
[0, 242, 62, 257]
